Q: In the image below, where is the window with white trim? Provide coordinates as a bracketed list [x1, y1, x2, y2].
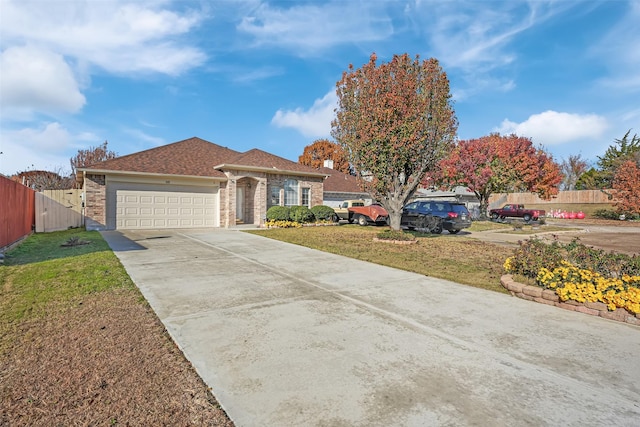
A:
[284, 179, 298, 206]
[270, 186, 281, 207]
[301, 187, 310, 207]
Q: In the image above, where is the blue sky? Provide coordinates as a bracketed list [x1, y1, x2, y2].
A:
[1, 0, 638, 177]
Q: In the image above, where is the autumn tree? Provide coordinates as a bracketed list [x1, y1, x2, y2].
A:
[70, 141, 117, 187]
[438, 133, 563, 219]
[331, 53, 458, 230]
[613, 160, 640, 215]
[560, 154, 589, 190]
[298, 139, 351, 174]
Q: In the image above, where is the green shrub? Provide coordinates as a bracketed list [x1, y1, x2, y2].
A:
[289, 205, 314, 223]
[593, 209, 620, 220]
[506, 237, 640, 280]
[266, 206, 290, 221]
[310, 205, 336, 221]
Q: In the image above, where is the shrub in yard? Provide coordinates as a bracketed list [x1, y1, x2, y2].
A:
[310, 205, 336, 222]
[593, 209, 620, 220]
[266, 206, 290, 221]
[504, 238, 640, 313]
[289, 205, 315, 223]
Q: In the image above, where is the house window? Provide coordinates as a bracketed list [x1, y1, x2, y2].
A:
[301, 187, 310, 207]
[270, 186, 281, 207]
[284, 179, 298, 206]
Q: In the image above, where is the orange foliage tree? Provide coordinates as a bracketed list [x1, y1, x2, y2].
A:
[332, 53, 458, 230]
[298, 139, 351, 174]
[438, 133, 563, 219]
[613, 160, 640, 215]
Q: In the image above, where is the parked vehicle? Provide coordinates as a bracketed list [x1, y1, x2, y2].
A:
[401, 200, 472, 234]
[334, 199, 389, 226]
[489, 204, 545, 222]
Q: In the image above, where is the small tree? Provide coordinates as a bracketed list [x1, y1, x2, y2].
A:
[612, 160, 640, 215]
[560, 154, 589, 190]
[332, 53, 458, 230]
[439, 134, 562, 219]
[596, 130, 640, 188]
[298, 139, 351, 174]
[70, 141, 117, 186]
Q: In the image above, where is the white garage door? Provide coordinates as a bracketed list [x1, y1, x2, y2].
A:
[107, 183, 219, 230]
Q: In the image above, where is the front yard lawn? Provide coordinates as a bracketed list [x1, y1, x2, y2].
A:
[248, 225, 513, 293]
[1, 229, 232, 426]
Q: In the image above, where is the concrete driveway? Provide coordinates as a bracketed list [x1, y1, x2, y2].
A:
[102, 229, 640, 427]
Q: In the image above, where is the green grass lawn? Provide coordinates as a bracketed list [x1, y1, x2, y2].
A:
[248, 225, 513, 293]
[0, 229, 136, 353]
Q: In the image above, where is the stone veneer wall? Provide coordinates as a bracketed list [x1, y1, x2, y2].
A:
[84, 174, 106, 230]
[501, 274, 640, 326]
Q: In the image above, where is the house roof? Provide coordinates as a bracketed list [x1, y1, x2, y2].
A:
[318, 167, 365, 193]
[215, 149, 326, 177]
[80, 137, 323, 178]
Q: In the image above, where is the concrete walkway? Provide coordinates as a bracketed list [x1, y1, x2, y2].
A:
[102, 229, 640, 427]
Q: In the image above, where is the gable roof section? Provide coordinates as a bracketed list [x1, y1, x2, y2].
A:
[80, 137, 326, 179]
[318, 167, 365, 193]
[79, 137, 241, 178]
[214, 148, 326, 177]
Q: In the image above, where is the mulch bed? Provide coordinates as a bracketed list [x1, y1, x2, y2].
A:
[0, 289, 234, 426]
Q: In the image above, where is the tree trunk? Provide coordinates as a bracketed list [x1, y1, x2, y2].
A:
[386, 198, 406, 231]
[479, 196, 489, 220]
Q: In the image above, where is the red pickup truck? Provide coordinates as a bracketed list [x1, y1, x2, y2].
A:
[489, 204, 545, 222]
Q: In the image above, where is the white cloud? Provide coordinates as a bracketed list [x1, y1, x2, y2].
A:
[0, 122, 91, 175]
[237, 1, 393, 53]
[123, 128, 165, 146]
[495, 110, 609, 145]
[1, 0, 207, 76]
[271, 90, 337, 138]
[0, 45, 86, 117]
[593, 1, 640, 91]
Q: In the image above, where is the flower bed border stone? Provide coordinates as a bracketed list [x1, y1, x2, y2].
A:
[501, 274, 640, 327]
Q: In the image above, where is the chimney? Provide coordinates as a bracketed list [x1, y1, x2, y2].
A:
[323, 159, 334, 169]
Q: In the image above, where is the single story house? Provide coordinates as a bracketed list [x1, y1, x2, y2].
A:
[79, 137, 327, 230]
[318, 165, 371, 207]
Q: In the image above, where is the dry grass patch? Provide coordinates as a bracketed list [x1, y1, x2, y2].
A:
[248, 225, 512, 293]
[1, 229, 233, 426]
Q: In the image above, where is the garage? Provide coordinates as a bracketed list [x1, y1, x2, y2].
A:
[106, 181, 219, 230]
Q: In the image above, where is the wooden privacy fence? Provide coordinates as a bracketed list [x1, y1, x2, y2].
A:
[488, 190, 614, 207]
[35, 189, 83, 232]
[0, 175, 35, 250]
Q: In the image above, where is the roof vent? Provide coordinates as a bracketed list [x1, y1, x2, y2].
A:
[323, 159, 334, 169]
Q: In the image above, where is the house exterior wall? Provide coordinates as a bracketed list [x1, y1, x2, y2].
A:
[84, 174, 106, 230]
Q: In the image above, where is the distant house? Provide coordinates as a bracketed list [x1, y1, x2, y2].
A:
[318, 161, 371, 207]
[413, 186, 480, 218]
[79, 137, 326, 230]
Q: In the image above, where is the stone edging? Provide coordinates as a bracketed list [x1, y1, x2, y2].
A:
[501, 274, 640, 327]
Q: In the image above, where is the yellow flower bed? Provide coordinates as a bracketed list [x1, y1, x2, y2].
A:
[265, 220, 302, 228]
[504, 257, 640, 314]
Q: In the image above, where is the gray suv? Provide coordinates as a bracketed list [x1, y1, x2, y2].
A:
[401, 200, 472, 234]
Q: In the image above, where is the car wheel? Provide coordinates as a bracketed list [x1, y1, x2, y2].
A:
[491, 213, 499, 221]
[448, 229, 460, 234]
[523, 214, 532, 222]
[357, 215, 368, 226]
[432, 224, 443, 234]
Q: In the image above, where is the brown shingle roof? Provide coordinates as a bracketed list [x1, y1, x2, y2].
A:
[318, 167, 365, 193]
[81, 137, 240, 178]
[216, 149, 325, 176]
